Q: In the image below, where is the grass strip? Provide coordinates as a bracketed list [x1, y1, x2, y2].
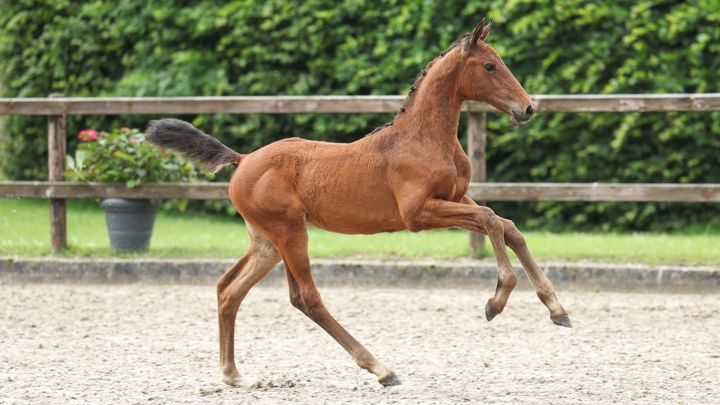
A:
[1, 198, 718, 266]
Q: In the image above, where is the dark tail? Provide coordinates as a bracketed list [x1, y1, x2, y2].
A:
[145, 118, 242, 174]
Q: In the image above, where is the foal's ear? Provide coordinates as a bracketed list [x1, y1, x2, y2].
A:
[480, 19, 493, 41]
[468, 18, 493, 47]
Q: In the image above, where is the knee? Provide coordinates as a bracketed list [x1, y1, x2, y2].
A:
[482, 210, 504, 236]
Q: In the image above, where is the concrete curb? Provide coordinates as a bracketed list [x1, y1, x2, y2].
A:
[1, 256, 718, 286]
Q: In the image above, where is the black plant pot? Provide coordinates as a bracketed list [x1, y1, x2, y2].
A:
[99, 198, 157, 252]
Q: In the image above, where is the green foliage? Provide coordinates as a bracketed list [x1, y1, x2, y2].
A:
[481, 0, 720, 231]
[64, 127, 197, 188]
[1, 0, 719, 230]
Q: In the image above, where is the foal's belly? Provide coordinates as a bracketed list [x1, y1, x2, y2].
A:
[306, 213, 407, 234]
[300, 188, 408, 235]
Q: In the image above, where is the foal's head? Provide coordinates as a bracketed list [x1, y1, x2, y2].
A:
[456, 19, 535, 125]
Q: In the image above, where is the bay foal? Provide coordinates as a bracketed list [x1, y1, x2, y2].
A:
[146, 19, 571, 388]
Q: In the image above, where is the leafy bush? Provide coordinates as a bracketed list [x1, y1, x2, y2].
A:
[65, 127, 197, 188]
[1, 0, 719, 230]
[482, 1, 720, 231]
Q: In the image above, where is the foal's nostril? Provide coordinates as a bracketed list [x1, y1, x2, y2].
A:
[525, 105, 535, 118]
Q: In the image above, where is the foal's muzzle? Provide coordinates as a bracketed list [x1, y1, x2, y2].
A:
[512, 105, 535, 124]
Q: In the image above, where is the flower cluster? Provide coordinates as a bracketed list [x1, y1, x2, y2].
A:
[78, 129, 99, 141]
[66, 127, 197, 188]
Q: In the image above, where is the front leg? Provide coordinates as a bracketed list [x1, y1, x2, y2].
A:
[402, 197, 519, 319]
[459, 197, 571, 327]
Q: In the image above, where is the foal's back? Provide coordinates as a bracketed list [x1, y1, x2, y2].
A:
[230, 132, 408, 234]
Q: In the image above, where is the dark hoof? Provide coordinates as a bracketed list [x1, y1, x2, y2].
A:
[552, 314, 573, 328]
[485, 301, 500, 322]
[379, 372, 402, 387]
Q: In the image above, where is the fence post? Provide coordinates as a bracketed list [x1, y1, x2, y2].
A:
[48, 93, 67, 250]
[467, 111, 487, 258]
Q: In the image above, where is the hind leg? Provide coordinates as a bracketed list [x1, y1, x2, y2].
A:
[232, 169, 398, 386]
[217, 223, 281, 387]
[274, 222, 399, 386]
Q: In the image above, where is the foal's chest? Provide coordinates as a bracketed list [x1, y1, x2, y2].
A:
[428, 146, 471, 202]
[449, 145, 472, 200]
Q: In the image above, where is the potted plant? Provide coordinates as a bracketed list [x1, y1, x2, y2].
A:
[65, 127, 197, 252]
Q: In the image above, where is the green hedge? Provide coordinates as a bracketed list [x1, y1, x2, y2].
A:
[1, 0, 719, 231]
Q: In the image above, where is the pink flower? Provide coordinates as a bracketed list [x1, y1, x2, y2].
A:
[120, 127, 130, 131]
[78, 129, 99, 141]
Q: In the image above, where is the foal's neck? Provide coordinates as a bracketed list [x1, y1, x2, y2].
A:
[394, 53, 465, 149]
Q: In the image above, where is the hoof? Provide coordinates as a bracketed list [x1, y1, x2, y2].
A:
[551, 314, 573, 328]
[485, 301, 500, 322]
[221, 373, 261, 389]
[378, 372, 402, 387]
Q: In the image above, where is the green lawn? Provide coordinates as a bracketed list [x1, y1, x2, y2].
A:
[1, 198, 718, 265]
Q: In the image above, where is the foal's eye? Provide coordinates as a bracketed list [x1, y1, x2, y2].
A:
[484, 64, 496, 72]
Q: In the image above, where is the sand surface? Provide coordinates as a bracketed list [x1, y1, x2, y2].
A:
[1, 283, 719, 404]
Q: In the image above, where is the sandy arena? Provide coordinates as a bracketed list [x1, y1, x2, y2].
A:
[1, 282, 719, 404]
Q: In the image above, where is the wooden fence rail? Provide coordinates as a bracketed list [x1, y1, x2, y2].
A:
[0, 96, 411, 115]
[2, 93, 720, 115]
[1, 94, 719, 253]
[3, 181, 720, 202]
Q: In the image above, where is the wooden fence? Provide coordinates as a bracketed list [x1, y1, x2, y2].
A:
[1, 94, 719, 253]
